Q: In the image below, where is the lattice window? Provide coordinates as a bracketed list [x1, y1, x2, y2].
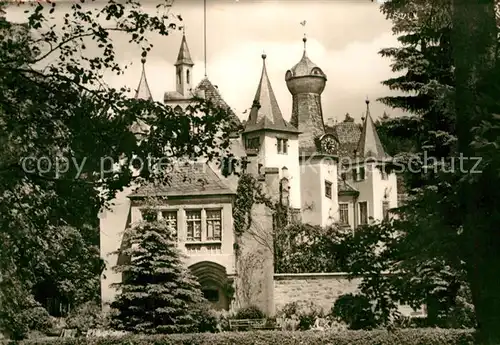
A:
[339, 203, 349, 225]
[186, 210, 202, 241]
[206, 209, 222, 241]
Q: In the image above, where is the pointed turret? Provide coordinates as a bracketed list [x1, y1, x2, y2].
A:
[175, 33, 194, 67]
[134, 58, 153, 101]
[244, 54, 299, 134]
[174, 32, 194, 97]
[357, 98, 389, 160]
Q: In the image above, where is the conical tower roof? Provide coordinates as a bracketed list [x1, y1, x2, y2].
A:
[175, 33, 194, 66]
[357, 99, 390, 160]
[134, 58, 153, 101]
[244, 54, 299, 134]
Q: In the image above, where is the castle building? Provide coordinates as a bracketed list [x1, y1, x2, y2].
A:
[100, 32, 398, 314]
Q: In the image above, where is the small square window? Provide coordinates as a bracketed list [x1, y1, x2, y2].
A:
[325, 181, 332, 199]
[277, 138, 288, 154]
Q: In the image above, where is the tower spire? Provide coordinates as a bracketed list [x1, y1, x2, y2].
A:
[174, 32, 194, 96]
[243, 53, 298, 134]
[175, 31, 194, 66]
[135, 58, 152, 100]
[357, 97, 389, 160]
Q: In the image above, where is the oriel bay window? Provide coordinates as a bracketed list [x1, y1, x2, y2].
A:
[186, 210, 202, 241]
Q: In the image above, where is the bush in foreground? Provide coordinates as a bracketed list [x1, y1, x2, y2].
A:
[110, 209, 206, 334]
[17, 328, 474, 345]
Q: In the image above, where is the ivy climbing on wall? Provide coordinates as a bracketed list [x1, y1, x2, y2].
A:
[233, 173, 274, 236]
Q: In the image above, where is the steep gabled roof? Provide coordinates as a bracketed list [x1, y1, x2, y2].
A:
[195, 77, 242, 131]
[129, 163, 234, 198]
[134, 58, 153, 101]
[338, 177, 359, 195]
[175, 33, 194, 66]
[244, 54, 299, 134]
[357, 99, 390, 160]
[326, 113, 362, 159]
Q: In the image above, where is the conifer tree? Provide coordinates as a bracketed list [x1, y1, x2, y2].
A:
[111, 208, 206, 334]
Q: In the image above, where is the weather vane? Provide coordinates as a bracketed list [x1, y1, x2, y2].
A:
[300, 20, 307, 38]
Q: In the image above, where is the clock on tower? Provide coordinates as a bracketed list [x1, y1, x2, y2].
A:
[318, 134, 338, 154]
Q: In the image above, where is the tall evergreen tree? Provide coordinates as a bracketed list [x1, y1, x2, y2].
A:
[111, 208, 206, 334]
[361, 0, 466, 327]
[451, 0, 500, 343]
[370, 0, 500, 340]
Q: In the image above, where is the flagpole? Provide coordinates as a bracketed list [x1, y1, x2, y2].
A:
[204, 0, 207, 77]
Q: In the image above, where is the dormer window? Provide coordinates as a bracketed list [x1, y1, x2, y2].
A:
[311, 67, 323, 76]
[277, 138, 288, 154]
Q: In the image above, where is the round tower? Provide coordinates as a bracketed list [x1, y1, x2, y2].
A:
[285, 36, 327, 153]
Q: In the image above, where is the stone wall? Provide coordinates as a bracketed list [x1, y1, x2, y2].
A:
[274, 273, 426, 317]
[274, 272, 361, 313]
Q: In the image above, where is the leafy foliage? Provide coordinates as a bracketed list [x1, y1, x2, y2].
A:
[277, 301, 325, 331]
[233, 173, 272, 238]
[332, 294, 377, 330]
[274, 223, 348, 273]
[110, 207, 207, 334]
[65, 301, 107, 336]
[0, 0, 232, 338]
[234, 305, 265, 320]
[14, 328, 476, 345]
[372, 0, 500, 341]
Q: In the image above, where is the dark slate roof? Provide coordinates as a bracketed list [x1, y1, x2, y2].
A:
[326, 115, 362, 159]
[357, 100, 390, 160]
[129, 163, 235, 198]
[195, 78, 242, 131]
[175, 33, 194, 66]
[244, 55, 299, 134]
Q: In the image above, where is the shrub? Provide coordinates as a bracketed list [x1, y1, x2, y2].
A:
[17, 328, 475, 345]
[190, 304, 220, 333]
[234, 306, 265, 320]
[65, 302, 105, 335]
[332, 293, 378, 330]
[277, 301, 324, 331]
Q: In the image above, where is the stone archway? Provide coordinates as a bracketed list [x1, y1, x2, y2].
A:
[189, 261, 231, 310]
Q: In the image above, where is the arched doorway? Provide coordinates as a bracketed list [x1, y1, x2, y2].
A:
[189, 261, 231, 310]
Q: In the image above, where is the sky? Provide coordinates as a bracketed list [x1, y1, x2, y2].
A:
[5, 0, 404, 125]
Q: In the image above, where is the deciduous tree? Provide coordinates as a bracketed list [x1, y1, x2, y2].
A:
[0, 0, 232, 338]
